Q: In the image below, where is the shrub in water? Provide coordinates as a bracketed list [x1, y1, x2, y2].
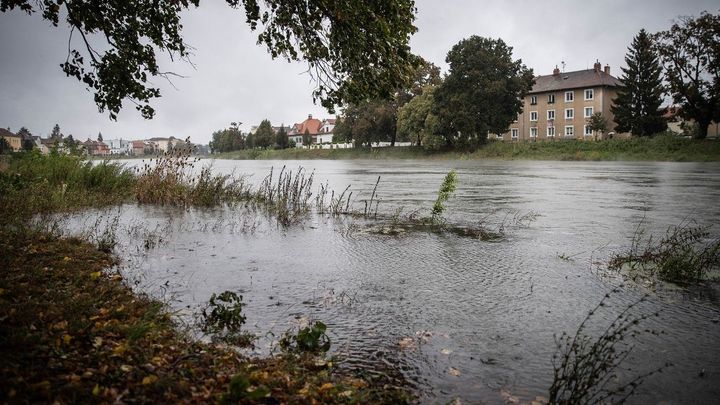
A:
[201, 291, 246, 334]
[279, 321, 331, 353]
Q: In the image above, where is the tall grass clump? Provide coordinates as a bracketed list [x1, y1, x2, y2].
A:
[609, 220, 720, 283]
[134, 142, 249, 206]
[0, 152, 135, 229]
[254, 166, 315, 225]
[549, 292, 665, 405]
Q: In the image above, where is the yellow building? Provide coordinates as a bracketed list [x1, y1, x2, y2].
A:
[500, 62, 625, 141]
[0, 128, 22, 152]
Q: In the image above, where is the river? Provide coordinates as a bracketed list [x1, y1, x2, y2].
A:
[71, 159, 720, 404]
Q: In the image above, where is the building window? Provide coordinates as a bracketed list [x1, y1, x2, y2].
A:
[565, 91, 574, 102]
[511, 128, 519, 139]
[548, 94, 555, 104]
[547, 126, 555, 137]
[565, 126, 574, 137]
[584, 89, 594, 100]
[547, 110, 555, 120]
[565, 108, 574, 119]
[530, 127, 537, 138]
[530, 111, 538, 121]
[584, 125, 593, 136]
[530, 96, 537, 105]
[584, 107, 594, 118]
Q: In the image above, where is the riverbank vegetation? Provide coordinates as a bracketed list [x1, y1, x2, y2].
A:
[214, 134, 720, 162]
[0, 151, 414, 403]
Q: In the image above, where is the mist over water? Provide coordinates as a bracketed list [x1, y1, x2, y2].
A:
[72, 159, 720, 404]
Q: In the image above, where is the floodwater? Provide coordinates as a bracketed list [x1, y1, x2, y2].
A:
[71, 159, 720, 404]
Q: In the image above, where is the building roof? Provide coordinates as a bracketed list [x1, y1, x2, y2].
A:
[290, 115, 323, 135]
[0, 128, 19, 138]
[529, 68, 621, 94]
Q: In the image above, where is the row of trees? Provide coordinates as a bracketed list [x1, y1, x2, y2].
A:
[611, 11, 720, 140]
[334, 37, 533, 150]
[209, 120, 296, 153]
[334, 10, 720, 148]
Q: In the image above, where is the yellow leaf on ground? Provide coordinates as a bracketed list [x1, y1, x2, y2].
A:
[63, 256, 71, 262]
[120, 365, 133, 372]
[90, 271, 102, 279]
[63, 334, 72, 344]
[93, 337, 103, 348]
[142, 375, 158, 385]
[92, 384, 100, 396]
[319, 382, 334, 392]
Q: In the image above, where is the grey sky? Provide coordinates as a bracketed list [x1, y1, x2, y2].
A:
[0, 0, 716, 144]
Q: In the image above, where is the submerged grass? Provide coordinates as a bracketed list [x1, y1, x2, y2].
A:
[609, 220, 720, 284]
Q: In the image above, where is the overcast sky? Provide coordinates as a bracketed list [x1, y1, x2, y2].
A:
[0, 0, 716, 144]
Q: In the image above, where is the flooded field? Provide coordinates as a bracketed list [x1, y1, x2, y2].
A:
[68, 159, 720, 404]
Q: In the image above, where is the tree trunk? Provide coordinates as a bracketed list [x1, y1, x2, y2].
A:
[696, 119, 710, 140]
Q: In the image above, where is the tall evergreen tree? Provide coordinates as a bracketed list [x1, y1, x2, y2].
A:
[254, 119, 274, 149]
[275, 125, 289, 149]
[611, 29, 667, 136]
[50, 124, 62, 139]
[98, 132, 103, 142]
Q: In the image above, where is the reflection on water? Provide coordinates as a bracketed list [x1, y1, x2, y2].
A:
[70, 159, 720, 404]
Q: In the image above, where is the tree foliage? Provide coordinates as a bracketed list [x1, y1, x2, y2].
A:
[587, 112, 609, 140]
[333, 100, 396, 147]
[655, 11, 720, 139]
[611, 29, 667, 136]
[396, 86, 436, 146]
[1, 0, 418, 119]
[50, 124, 61, 139]
[302, 128, 312, 148]
[431, 36, 534, 149]
[275, 125, 289, 149]
[254, 119, 274, 149]
[210, 123, 246, 153]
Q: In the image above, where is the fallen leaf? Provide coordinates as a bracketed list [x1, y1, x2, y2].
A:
[440, 348, 453, 355]
[90, 271, 101, 279]
[448, 367, 461, 377]
[93, 337, 103, 348]
[92, 384, 100, 396]
[120, 364, 133, 372]
[63, 334, 72, 345]
[142, 375, 158, 385]
[319, 382, 334, 392]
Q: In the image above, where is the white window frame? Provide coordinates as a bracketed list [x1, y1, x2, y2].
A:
[565, 125, 574, 137]
[584, 125, 593, 136]
[511, 128, 519, 139]
[584, 88, 594, 101]
[530, 127, 537, 138]
[547, 126, 555, 138]
[565, 108, 574, 119]
[530, 95, 537, 105]
[548, 94, 555, 104]
[584, 107, 593, 118]
[547, 110, 555, 120]
[565, 91, 574, 102]
[530, 111, 538, 122]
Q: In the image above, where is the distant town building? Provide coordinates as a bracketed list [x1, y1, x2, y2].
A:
[501, 61, 625, 141]
[287, 114, 326, 146]
[84, 138, 110, 156]
[316, 118, 336, 144]
[0, 128, 22, 152]
[106, 138, 131, 155]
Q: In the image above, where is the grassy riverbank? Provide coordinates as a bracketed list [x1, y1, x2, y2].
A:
[215, 135, 720, 161]
[0, 152, 411, 403]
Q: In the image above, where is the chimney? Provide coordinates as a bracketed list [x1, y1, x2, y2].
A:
[604, 65, 610, 75]
[593, 60, 601, 72]
[553, 65, 560, 76]
[308, 114, 313, 120]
